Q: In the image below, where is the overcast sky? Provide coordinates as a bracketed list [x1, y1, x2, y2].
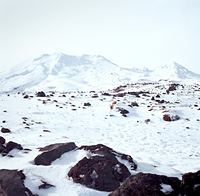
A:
[0, 0, 200, 73]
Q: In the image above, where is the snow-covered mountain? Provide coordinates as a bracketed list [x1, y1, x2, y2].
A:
[0, 53, 199, 92]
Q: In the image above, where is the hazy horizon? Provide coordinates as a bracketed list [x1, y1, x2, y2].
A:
[1, 0, 200, 74]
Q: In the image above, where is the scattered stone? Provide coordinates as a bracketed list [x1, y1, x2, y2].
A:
[1, 127, 11, 133]
[36, 91, 46, 97]
[145, 119, 151, 124]
[156, 94, 160, 98]
[39, 180, 55, 189]
[34, 142, 77, 165]
[92, 94, 98, 98]
[43, 130, 51, 133]
[166, 84, 178, 94]
[23, 95, 29, 99]
[109, 173, 181, 196]
[128, 101, 139, 107]
[84, 102, 91, 107]
[163, 114, 180, 122]
[117, 107, 129, 117]
[0, 169, 34, 196]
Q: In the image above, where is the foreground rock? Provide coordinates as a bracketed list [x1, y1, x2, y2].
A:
[109, 173, 181, 196]
[34, 142, 77, 165]
[68, 144, 137, 191]
[0, 169, 34, 196]
[182, 170, 200, 196]
[0, 136, 23, 155]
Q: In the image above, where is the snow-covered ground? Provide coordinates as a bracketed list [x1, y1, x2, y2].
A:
[0, 81, 200, 195]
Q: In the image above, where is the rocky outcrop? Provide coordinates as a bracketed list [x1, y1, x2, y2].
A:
[68, 144, 137, 191]
[0, 136, 23, 155]
[182, 170, 200, 196]
[109, 173, 181, 196]
[0, 169, 34, 196]
[34, 142, 77, 165]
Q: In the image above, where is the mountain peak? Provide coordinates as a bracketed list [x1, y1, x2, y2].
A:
[0, 53, 200, 93]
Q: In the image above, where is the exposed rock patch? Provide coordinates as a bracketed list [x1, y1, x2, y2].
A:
[0, 169, 34, 196]
[109, 173, 181, 196]
[68, 144, 137, 191]
[34, 142, 77, 165]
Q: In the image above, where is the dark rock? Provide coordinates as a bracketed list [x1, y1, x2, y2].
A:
[156, 99, 165, 104]
[34, 142, 77, 165]
[117, 107, 129, 117]
[102, 92, 111, 96]
[0, 169, 34, 196]
[84, 102, 91, 107]
[145, 119, 151, 123]
[23, 95, 29, 99]
[68, 144, 137, 191]
[166, 84, 178, 94]
[0, 144, 6, 153]
[163, 114, 180, 122]
[182, 170, 200, 196]
[6, 141, 23, 153]
[79, 144, 137, 170]
[2, 120, 6, 123]
[128, 101, 139, 107]
[0, 136, 6, 145]
[68, 156, 131, 192]
[36, 91, 46, 97]
[39, 180, 55, 189]
[1, 127, 11, 133]
[92, 94, 98, 98]
[109, 173, 181, 196]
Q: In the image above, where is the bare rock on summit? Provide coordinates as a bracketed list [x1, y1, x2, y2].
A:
[34, 142, 77, 165]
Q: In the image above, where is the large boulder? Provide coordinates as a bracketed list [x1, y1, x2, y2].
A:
[34, 142, 77, 165]
[68, 144, 137, 191]
[68, 155, 131, 192]
[0, 169, 34, 196]
[79, 144, 137, 170]
[182, 170, 200, 196]
[109, 173, 181, 196]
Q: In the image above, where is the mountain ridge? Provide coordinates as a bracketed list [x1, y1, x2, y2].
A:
[0, 53, 199, 92]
